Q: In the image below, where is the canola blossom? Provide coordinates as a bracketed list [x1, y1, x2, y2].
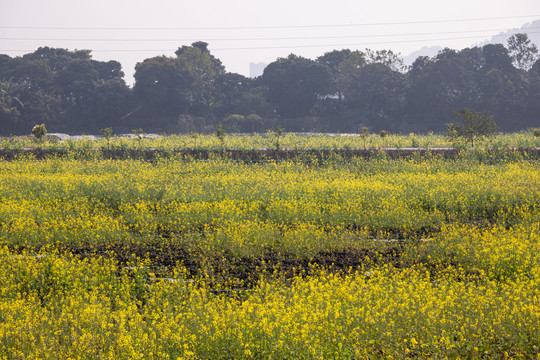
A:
[1, 157, 538, 250]
[0, 250, 538, 359]
[0, 154, 538, 358]
[1, 131, 540, 151]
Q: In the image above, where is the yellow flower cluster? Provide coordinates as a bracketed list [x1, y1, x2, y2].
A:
[429, 210, 540, 280]
[0, 155, 538, 358]
[1, 157, 538, 253]
[0, 248, 538, 358]
[2, 131, 539, 150]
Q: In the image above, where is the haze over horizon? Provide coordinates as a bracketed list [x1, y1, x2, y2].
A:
[2, 0, 540, 85]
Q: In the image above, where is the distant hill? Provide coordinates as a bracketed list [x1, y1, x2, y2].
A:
[403, 19, 540, 67]
[403, 46, 443, 66]
[487, 19, 540, 48]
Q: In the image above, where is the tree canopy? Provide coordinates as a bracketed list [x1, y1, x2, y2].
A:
[261, 54, 333, 117]
[446, 109, 498, 148]
[1, 35, 539, 135]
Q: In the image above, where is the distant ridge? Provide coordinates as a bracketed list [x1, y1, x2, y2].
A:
[403, 46, 443, 66]
[403, 19, 540, 67]
[487, 19, 540, 47]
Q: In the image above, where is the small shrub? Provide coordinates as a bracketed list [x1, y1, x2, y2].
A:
[100, 127, 114, 150]
[359, 127, 369, 149]
[446, 109, 498, 148]
[216, 125, 226, 147]
[31, 124, 47, 141]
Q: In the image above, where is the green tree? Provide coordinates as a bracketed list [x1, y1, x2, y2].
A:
[317, 49, 353, 103]
[526, 59, 540, 126]
[482, 44, 515, 73]
[55, 58, 130, 132]
[507, 33, 539, 71]
[93, 60, 125, 80]
[100, 127, 114, 150]
[91, 78, 130, 131]
[1, 57, 64, 134]
[215, 125, 226, 147]
[479, 48, 526, 131]
[213, 73, 251, 117]
[17, 48, 130, 133]
[407, 47, 484, 132]
[190, 132, 199, 148]
[175, 42, 225, 115]
[231, 87, 274, 119]
[0, 81, 23, 127]
[359, 126, 369, 149]
[134, 56, 192, 119]
[342, 62, 408, 130]
[244, 113, 264, 133]
[131, 128, 144, 149]
[31, 123, 47, 141]
[262, 54, 332, 117]
[23, 47, 91, 73]
[223, 114, 245, 132]
[379, 130, 388, 147]
[446, 109, 497, 148]
[337, 49, 405, 122]
[335, 50, 367, 105]
[274, 126, 285, 150]
[365, 49, 405, 71]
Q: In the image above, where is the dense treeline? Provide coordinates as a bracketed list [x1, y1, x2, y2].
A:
[1, 35, 539, 135]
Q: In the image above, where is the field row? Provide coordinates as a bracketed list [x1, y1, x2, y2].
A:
[0, 156, 539, 358]
[2, 131, 540, 151]
[1, 158, 538, 250]
[1, 245, 538, 359]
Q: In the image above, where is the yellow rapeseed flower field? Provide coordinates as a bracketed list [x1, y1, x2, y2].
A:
[0, 152, 538, 358]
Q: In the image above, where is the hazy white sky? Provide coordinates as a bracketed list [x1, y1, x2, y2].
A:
[2, 0, 540, 85]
